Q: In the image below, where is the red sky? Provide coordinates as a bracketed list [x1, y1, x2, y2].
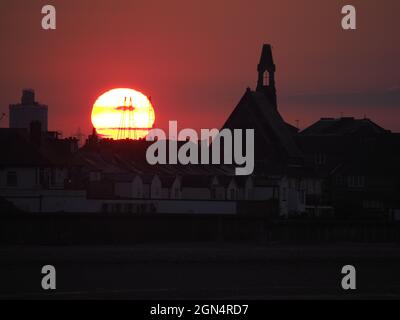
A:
[1, 0, 400, 137]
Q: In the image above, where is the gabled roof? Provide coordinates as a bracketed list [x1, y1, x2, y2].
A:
[300, 117, 390, 136]
[250, 91, 303, 157]
[142, 174, 155, 184]
[70, 151, 127, 174]
[159, 175, 177, 188]
[285, 122, 299, 134]
[223, 89, 303, 169]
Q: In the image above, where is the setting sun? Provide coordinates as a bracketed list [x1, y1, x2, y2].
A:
[91, 88, 155, 140]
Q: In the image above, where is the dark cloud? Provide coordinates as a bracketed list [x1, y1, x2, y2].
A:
[281, 88, 400, 108]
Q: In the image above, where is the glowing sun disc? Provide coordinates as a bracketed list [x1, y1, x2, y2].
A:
[91, 88, 155, 140]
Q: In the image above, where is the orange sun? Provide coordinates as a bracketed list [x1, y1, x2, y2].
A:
[91, 88, 155, 140]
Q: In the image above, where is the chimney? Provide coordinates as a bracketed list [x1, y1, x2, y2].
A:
[30, 121, 42, 146]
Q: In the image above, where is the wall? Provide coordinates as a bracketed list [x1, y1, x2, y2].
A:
[9, 104, 48, 131]
[182, 187, 210, 200]
[0, 167, 37, 189]
[1, 189, 237, 214]
[0, 167, 67, 190]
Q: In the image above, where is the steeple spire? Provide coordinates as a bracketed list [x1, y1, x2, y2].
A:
[256, 44, 277, 108]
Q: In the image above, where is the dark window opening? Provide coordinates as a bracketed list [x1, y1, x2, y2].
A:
[6, 171, 17, 187]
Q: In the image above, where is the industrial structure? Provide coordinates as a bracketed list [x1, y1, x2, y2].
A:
[9, 89, 48, 132]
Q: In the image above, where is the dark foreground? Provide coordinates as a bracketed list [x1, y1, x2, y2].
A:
[1, 243, 400, 299]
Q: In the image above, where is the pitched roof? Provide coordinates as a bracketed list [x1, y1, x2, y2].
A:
[159, 175, 177, 188]
[223, 89, 303, 170]
[300, 117, 390, 136]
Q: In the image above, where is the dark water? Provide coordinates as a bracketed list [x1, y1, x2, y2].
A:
[1, 244, 400, 299]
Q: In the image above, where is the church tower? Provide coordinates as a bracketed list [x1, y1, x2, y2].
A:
[256, 44, 277, 108]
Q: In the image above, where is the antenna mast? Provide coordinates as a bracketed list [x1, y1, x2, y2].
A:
[117, 96, 136, 140]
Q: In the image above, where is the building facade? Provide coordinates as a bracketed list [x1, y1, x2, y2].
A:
[9, 89, 48, 132]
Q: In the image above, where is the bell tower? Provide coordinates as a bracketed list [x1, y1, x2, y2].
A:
[256, 44, 277, 108]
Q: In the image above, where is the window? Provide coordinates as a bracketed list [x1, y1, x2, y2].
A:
[6, 171, 17, 187]
[363, 200, 382, 209]
[272, 187, 278, 200]
[211, 188, 216, 200]
[89, 171, 101, 182]
[264, 72, 270, 86]
[300, 190, 305, 204]
[112, 203, 121, 213]
[281, 188, 287, 201]
[125, 204, 133, 213]
[348, 176, 365, 188]
[315, 153, 326, 165]
[39, 168, 45, 186]
[230, 189, 236, 200]
[50, 169, 56, 186]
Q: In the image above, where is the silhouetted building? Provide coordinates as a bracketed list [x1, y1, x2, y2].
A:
[1, 89, 78, 197]
[2, 46, 399, 220]
[223, 45, 303, 173]
[297, 117, 400, 218]
[9, 89, 48, 131]
[300, 117, 391, 136]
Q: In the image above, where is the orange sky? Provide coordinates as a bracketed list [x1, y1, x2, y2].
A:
[1, 0, 399, 137]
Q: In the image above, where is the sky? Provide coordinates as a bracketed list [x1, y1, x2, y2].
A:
[1, 0, 400, 137]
